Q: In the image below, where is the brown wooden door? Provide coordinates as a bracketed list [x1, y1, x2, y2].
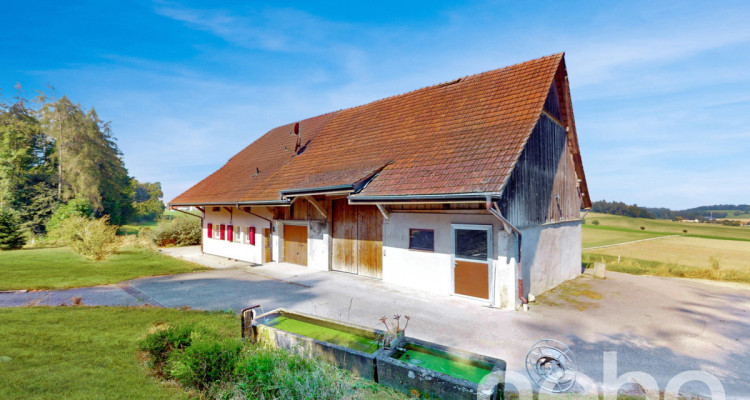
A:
[453, 226, 491, 300]
[284, 225, 307, 266]
[357, 205, 383, 279]
[263, 228, 272, 263]
[332, 199, 357, 273]
[332, 199, 382, 278]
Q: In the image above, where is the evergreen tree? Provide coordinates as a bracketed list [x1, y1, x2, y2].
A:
[0, 209, 26, 250]
[39, 96, 134, 224]
[0, 95, 58, 234]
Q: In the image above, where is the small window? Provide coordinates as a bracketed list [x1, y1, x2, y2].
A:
[409, 229, 434, 251]
[234, 225, 242, 242]
[212, 224, 219, 239]
[207, 223, 213, 239]
[455, 229, 488, 260]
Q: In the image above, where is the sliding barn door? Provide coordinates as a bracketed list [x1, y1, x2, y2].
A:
[332, 199, 382, 278]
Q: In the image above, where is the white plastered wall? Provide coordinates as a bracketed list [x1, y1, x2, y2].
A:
[381, 212, 518, 309]
[520, 220, 582, 299]
[203, 207, 273, 264]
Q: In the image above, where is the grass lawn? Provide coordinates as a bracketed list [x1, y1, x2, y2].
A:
[0, 246, 208, 291]
[0, 307, 236, 400]
[584, 212, 750, 241]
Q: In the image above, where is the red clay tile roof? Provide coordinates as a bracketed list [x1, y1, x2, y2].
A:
[170, 112, 337, 205]
[170, 53, 590, 206]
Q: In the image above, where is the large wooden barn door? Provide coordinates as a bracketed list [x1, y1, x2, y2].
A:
[357, 205, 383, 278]
[284, 225, 307, 266]
[332, 200, 357, 273]
[332, 199, 382, 278]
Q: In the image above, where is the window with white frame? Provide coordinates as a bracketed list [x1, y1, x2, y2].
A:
[234, 225, 242, 242]
[212, 224, 219, 239]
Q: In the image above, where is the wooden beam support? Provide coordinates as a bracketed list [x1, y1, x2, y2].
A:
[376, 204, 390, 220]
[304, 196, 328, 219]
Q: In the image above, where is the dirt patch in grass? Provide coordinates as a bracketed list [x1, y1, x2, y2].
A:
[534, 278, 603, 311]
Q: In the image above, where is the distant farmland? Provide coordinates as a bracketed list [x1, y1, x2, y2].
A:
[582, 212, 750, 283]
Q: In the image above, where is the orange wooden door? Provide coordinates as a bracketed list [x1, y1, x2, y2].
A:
[454, 260, 489, 299]
[332, 199, 358, 273]
[453, 226, 491, 300]
[357, 205, 383, 279]
[284, 225, 307, 266]
[263, 228, 272, 263]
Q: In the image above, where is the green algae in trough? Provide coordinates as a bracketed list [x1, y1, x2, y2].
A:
[393, 343, 492, 384]
[267, 315, 379, 354]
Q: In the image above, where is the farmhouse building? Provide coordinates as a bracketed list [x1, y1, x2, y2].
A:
[170, 53, 591, 309]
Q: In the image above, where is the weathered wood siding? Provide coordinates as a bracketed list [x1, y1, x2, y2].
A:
[497, 113, 582, 228]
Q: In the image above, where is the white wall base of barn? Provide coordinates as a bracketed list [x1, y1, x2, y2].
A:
[202, 207, 581, 310]
[521, 220, 582, 301]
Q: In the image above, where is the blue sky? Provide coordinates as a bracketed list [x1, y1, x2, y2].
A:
[2, 1, 749, 210]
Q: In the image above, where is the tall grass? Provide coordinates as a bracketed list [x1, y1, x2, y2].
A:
[583, 253, 750, 283]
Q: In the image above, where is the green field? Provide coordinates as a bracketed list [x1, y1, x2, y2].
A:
[582, 226, 667, 248]
[583, 213, 750, 283]
[0, 307, 236, 400]
[584, 212, 750, 241]
[0, 246, 208, 290]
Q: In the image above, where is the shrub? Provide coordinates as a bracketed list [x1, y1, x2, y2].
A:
[139, 323, 203, 376]
[54, 216, 120, 260]
[167, 336, 243, 390]
[151, 216, 201, 247]
[640, 226, 645, 230]
[46, 198, 94, 233]
[0, 209, 26, 250]
[592, 219, 600, 226]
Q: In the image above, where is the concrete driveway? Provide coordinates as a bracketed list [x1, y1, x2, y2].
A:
[2, 246, 747, 398]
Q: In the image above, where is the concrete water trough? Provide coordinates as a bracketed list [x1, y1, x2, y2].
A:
[377, 336, 506, 400]
[249, 308, 385, 380]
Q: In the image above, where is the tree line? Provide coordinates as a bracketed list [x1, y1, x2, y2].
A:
[0, 88, 164, 240]
[591, 200, 750, 221]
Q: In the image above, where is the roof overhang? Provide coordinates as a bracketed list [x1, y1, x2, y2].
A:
[347, 192, 502, 205]
[169, 199, 291, 207]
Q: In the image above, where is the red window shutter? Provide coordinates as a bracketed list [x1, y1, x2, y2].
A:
[207, 223, 212, 238]
[248, 227, 255, 245]
[220, 224, 225, 240]
[227, 225, 233, 242]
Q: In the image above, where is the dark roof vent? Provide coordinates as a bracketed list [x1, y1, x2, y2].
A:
[253, 167, 260, 177]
